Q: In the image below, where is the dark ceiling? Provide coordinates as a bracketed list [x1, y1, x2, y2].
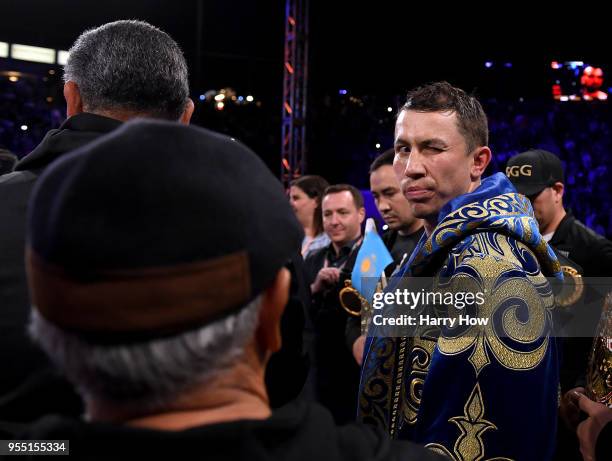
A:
[1, 0, 609, 99]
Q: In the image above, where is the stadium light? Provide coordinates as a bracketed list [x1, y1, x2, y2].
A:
[0, 42, 8, 58]
[57, 50, 70, 65]
[11, 44, 55, 64]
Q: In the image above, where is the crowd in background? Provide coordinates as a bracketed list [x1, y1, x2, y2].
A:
[1, 73, 610, 237]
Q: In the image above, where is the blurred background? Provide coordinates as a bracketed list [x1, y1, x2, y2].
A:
[1, 0, 610, 236]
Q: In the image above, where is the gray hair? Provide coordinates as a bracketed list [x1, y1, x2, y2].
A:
[64, 20, 190, 120]
[29, 296, 262, 411]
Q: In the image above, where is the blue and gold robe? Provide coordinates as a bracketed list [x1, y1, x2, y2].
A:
[358, 173, 563, 461]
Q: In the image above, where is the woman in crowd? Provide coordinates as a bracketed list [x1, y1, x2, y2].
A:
[289, 175, 330, 258]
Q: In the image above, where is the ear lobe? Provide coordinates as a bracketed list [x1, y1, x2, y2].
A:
[64, 81, 83, 117]
[179, 98, 195, 125]
[255, 268, 291, 356]
[471, 146, 492, 179]
[553, 182, 565, 200]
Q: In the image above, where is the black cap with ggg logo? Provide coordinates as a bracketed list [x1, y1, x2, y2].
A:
[505, 149, 565, 197]
[26, 119, 303, 343]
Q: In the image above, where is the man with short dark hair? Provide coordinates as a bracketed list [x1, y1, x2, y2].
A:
[506, 149, 612, 278]
[347, 149, 424, 365]
[369, 148, 424, 264]
[0, 20, 194, 421]
[359, 82, 563, 460]
[18, 120, 444, 461]
[507, 149, 612, 461]
[304, 184, 365, 424]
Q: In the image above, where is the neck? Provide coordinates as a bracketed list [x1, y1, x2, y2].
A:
[540, 209, 566, 236]
[424, 220, 436, 236]
[87, 352, 270, 431]
[331, 234, 359, 256]
[88, 108, 158, 123]
[303, 223, 317, 239]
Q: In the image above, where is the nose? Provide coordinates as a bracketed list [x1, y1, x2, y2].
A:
[402, 150, 426, 180]
[329, 212, 340, 226]
[377, 198, 391, 213]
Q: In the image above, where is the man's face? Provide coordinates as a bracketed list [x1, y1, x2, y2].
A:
[322, 191, 364, 247]
[370, 164, 416, 232]
[393, 110, 474, 226]
[527, 185, 562, 234]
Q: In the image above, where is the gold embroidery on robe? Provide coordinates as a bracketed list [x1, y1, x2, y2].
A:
[425, 383, 514, 461]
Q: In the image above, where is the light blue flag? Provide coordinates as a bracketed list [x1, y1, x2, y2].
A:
[351, 219, 393, 304]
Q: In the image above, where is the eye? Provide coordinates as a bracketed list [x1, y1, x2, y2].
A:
[395, 145, 410, 154]
[394, 146, 411, 160]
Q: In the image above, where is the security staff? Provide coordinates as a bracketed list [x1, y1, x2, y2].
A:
[507, 149, 612, 461]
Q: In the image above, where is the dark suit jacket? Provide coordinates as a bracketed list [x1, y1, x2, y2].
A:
[0, 113, 122, 421]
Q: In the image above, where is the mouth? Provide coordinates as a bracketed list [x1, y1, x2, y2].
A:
[404, 186, 433, 201]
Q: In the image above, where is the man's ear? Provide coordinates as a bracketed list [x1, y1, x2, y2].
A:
[552, 181, 565, 203]
[179, 98, 195, 125]
[470, 146, 492, 180]
[358, 207, 366, 224]
[255, 267, 291, 356]
[64, 81, 83, 117]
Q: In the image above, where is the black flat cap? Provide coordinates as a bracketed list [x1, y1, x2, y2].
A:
[27, 119, 302, 342]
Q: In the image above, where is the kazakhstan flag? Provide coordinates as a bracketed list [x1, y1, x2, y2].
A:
[351, 219, 393, 304]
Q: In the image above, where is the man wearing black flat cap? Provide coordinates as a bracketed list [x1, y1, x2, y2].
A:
[19, 120, 445, 461]
[0, 20, 194, 422]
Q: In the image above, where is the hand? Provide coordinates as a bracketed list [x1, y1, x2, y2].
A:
[310, 267, 340, 294]
[574, 391, 612, 461]
[560, 387, 586, 430]
[352, 335, 366, 365]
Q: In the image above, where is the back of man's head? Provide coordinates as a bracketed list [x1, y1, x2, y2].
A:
[26, 120, 302, 414]
[64, 20, 190, 120]
[369, 148, 394, 174]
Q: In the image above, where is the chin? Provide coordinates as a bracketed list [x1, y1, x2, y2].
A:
[411, 204, 433, 220]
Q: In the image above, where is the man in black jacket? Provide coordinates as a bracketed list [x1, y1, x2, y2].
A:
[506, 149, 612, 278]
[304, 184, 365, 424]
[507, 149, 612, 461]
[346, 149, 424, 365]
[370, 148, 424, 266]
[0, 20, 194, 422]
